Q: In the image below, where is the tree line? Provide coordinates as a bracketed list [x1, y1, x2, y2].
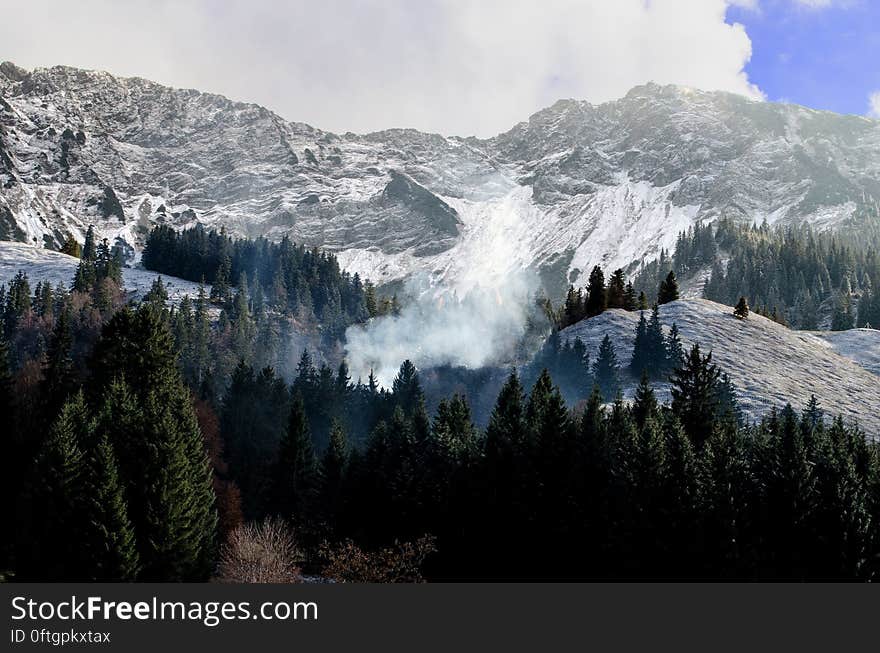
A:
[142, 224, 375, 339]
[634, 219, 880, 330]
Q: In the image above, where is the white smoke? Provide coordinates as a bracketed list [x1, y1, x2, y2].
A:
[345, 269, 539, 387]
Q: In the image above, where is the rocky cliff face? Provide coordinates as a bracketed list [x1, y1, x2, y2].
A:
[2, 62, 879, 293]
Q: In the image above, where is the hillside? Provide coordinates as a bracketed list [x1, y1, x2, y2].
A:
[0, 241, 205, 304]
[559, 299, 880, 436]
[2, 62, 880, 296]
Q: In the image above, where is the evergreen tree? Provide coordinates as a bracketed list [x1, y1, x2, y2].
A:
[80, 432, 140, 581]
[645, 305, 667, 376]
[585, 265, 607, 317]
[658, 271, 680, 305]
[734, 296, 750, 319]
[82, 225, 97, 262]
[665, 322, 685, 374]
[271, 392, 317, 520]
[632, 372, 659, 427]
[90, 306, 217, 580]
[623, 282, 638, 311]
[392, 360, 425, 416]
[144, 276, 169, 310]
[607, 269, 627, 309]
[23, 392, 89, 580]
[41, 306, 77, 420]
[592, 335, 621, 401]
[670, 344, 721, 448]
[630, 311, 649, 377]
[318, 420, 349, 528]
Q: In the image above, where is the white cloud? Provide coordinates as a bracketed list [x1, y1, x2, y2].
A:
[0, 0, 762, 137]
[869, 91, 880, 119]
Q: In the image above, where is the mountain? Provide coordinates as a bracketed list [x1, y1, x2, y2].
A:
[559, 298, 880, 436]
[2, 61, 880, 295]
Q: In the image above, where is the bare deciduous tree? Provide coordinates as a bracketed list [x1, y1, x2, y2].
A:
[215, 518, 303, 583]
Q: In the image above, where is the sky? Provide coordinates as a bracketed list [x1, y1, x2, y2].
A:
[0, 0, 878, 135]
[728, 0, 880, 118]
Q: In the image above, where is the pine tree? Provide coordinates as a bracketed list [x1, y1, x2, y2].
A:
[364, 280, 378, 318]
[632, 372, 659, 427]
[623, 282, 638, 311]
[271, 392, 317, 520]
[645, 305, 667, 376]
[211, 253, 232, 304]
[90, 306, 217, 581]
[638, 291, 649, 311]
[585, 265, 607, 317]
[41, 306, 77, 420]
[144, 276, 169, 309]
[23, 392, 90, 580]
[318, 420, 349, 528]
[592, 335, 621, 401]
[734, 296, 750, 319]
[630, 311, 649, 376]
[831, 293, 855, 331]
[670, 344, 721, 448]
[82, 225, 97, 262]
[657, 271, 680, 305]
[392, 360, 424, 416]
[665, 322, 685, 374]
[607, 269, 627, 309]
[80, 432, 140, 581]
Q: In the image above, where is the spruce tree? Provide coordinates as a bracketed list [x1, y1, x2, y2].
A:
[630, 311, 649, 377]
[592, 335, 621, 401]
[657, 271, 680, 305]
[144, 276, 169, 310]
[734, 296, 750, 319]
[392, 360, 424, 416]
[318, 420, 349, 528]
[271, 392, 317, 520]
[90, 306, 217, 581]
[670, 344, 721, 447]
[623, 282, 638, 311]
[23, 392, 90, 580]
[665, 322, 685, 374]
[585, 265, 607, 317]
[632, 372, 659, 427]
[82, 225, 97, 262]
[41, 307, 77, 421]
[607, 269, 627, 309]
[645, 305, 666, 376]
[80, 432, 140, 581]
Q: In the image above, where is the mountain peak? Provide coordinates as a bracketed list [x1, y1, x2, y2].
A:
[0, 61, 28, 83]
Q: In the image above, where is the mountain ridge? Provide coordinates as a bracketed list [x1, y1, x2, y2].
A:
[2, 61, 880, 295]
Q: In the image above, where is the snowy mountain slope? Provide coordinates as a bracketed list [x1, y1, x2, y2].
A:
[0, 241, 206, 305]
[814, 329, 880, 378]
[2, 62, 880, 295]
[559, 299, 880, 436]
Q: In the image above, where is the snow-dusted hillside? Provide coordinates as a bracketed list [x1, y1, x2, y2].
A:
[560, 299, 880, 436]
[2, 61, 880, 296]
[0, 241, 206, 304]
[814, 329, 880, 378]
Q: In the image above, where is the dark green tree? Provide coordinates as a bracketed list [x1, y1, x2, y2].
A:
[592, 335, 621, 401]
[658, 271, 680, 305]
[271, 392, 317, 521]
[585, 265, 607, 317]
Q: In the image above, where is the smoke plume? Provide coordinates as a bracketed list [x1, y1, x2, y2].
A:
[345, 270, 539, 387]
